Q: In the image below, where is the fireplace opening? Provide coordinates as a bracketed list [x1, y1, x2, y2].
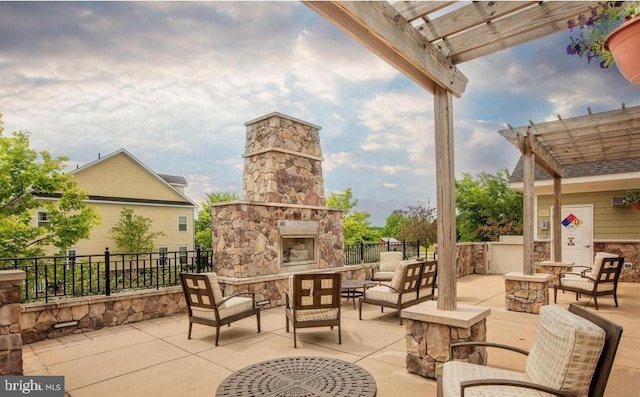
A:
[282, 237, 315, 265]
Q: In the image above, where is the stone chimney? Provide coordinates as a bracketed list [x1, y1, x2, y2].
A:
[242, 112, 325, 206]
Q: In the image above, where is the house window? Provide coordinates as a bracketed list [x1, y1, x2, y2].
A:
[178, 245, 188, 264]
[178, 216, 188, 232]
[65, 249, 77, 267]
[37, 211, 50, 227]
[159, 246, 169, 266]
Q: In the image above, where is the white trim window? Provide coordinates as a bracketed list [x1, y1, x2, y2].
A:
[178, 245, 188, 264]
[158, 246, 169, 266]
[178, 215, 188, 232]
[37, 210, 50, 227]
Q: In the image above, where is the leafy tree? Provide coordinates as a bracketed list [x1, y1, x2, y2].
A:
[195, 192, 239, 249]
[0, 117, 100, 257]
[397, 202, 437, 247]
[326, 188, 379, 244]
[381, 210, 408, 239]
[455, 169, 523, 242]
[109, 208, 164, 253]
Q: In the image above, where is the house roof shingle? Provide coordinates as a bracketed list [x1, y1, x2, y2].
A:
[509, 156, 640, 183]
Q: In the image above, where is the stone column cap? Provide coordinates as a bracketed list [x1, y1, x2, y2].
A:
[0, 270, 26, 282]
[401, 301, 491, 328]
[503, 272, 554, 282]
[536, 261, 575, 267]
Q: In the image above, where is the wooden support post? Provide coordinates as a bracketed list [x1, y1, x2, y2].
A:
[553, 176, 562, 262]
[434, 85, 456, 311]
[522, 137, 535, 275]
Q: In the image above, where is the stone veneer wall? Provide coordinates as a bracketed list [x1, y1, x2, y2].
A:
[456, 243, 486, 276]
[0, 271, 26, 375]
[405, 318, 487, 379]
[20, 288, 186, 344]
[534, 240, 640, 282]
[212, 202, 343, 278]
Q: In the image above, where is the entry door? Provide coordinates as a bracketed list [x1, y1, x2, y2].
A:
[551, 205, 593, 268]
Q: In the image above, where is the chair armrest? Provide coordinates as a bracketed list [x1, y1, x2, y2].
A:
[219, 292, 257, 307]
[461, 379, 574, 397]
[363, 281, 385, 289]
[558, 272, 583, 280]
[450, 341, 529, 357]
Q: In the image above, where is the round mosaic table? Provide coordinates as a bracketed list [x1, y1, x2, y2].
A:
[215, 356, 377, 397]
[341, 279, 369, 308]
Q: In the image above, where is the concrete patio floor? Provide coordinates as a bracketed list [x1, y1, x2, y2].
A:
[22, 274, 640, 396]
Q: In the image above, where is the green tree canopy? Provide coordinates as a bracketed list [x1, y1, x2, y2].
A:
[326, 188, 379, 244]
[0, 117, 100, 257]
[109, 208, 164, 253]
[381, 210, 408, 239]
[455, 169, 523, 242]
[397, 202, 437, 247]
[195, 192, 239, 249]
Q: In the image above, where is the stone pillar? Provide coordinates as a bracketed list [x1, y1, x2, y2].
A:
[0, 270, 26, 375]
[402, 301, 491, 379]
[535, 261, 574, 286]
[504, 272, 554, 313]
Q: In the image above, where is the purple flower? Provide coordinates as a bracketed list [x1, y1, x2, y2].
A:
[566, 44, 576, 55]
[599, 61, 607, 69]
[578, 14, 588, 26]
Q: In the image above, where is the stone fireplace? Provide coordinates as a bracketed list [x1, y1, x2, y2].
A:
[211, 112, 344, 278]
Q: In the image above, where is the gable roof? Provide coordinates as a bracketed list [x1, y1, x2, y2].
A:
[71, 148, 196, 207]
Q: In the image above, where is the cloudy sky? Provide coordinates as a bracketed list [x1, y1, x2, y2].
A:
[1, 1, 639, 226]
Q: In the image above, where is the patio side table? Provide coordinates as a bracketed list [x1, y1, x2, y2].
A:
[341, 279, 369, 308]
[216, 356, 377, 397]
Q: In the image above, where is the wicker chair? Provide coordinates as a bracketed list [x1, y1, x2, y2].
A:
[553, 253, 624, 310]
[359, 259, 437, 324]
[437, 304, 623, 397]
[180, 273, 260, 346]
[371, 251, 404, 282]
[285, 273, 342, 348]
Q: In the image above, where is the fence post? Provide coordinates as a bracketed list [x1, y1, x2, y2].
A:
[416, 241, 420, 258]
[105, 247, 111, 296]
[196, 246, 201, 273]
[359, 242, 364, 263]
[402, 240, 406, 259]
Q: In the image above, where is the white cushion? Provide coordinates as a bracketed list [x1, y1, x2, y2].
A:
[560, 277, 614, 292]
[525, 305, 605, 396]
[589, 252, 619, 279]
[441, 361, 535, 397]
[379, 251, 403, 272]
[363, 285, 416, 304]
[192, 296, 253, 322]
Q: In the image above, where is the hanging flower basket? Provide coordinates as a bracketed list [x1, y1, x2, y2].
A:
[604, 15, 640, 86]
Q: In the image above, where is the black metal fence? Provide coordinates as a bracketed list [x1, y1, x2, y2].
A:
[0, 248, 212, 303]
[344, 240, 421, 265]
[1, 241, 420, 302]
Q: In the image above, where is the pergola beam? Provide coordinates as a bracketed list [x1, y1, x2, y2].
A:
[303, 1, 468, 97]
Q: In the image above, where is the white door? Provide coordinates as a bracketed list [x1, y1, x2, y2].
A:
[551, 205, 593, 268]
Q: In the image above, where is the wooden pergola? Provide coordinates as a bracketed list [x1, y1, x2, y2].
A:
[499, 104, 640, 274]
[303, 1, 605, 310]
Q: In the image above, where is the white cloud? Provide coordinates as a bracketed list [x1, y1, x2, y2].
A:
[382, 182, 397, 189]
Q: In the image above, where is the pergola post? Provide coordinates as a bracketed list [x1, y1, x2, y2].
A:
[553, 176, 562, 262]
[434, 85, 456, 311]
[522, 137, 535, 275]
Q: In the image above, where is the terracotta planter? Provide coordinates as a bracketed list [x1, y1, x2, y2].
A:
[604, 16, 640, 86]
[633, 202, 640, 211]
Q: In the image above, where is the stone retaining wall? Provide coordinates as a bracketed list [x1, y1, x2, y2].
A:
[534, 240, 640, 282]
